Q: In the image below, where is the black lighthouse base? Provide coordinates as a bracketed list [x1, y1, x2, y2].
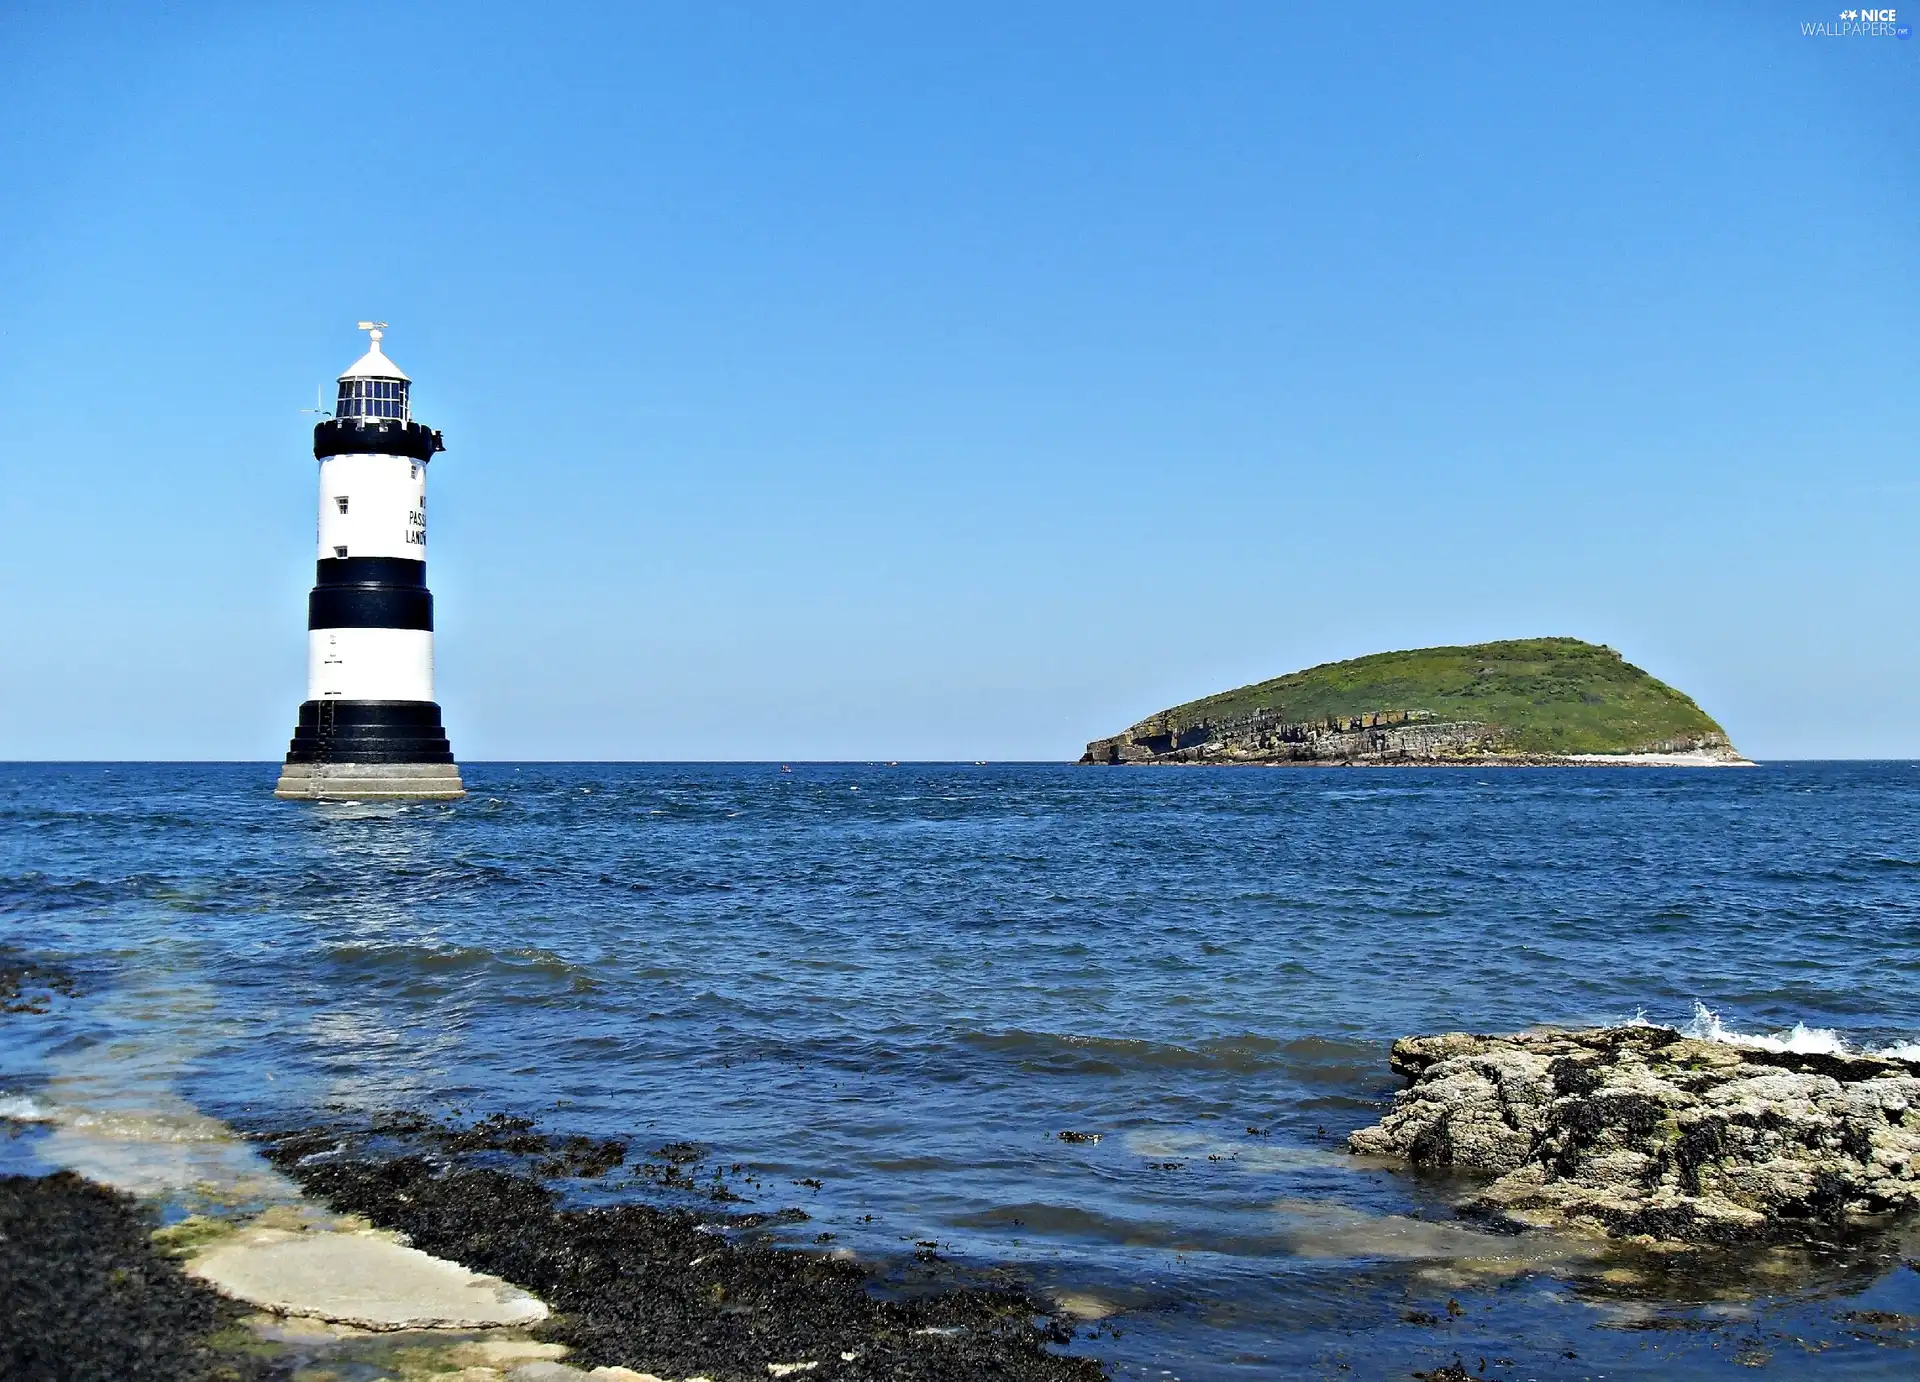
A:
[275, 700, 464, 800]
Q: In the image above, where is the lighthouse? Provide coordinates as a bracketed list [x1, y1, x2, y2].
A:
[274, 324, 465, 800]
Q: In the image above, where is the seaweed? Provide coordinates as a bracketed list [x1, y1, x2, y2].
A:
[0, 1171, 286, 1381]
[258, 1115, 1103, 1381]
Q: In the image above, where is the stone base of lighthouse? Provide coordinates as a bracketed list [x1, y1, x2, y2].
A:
[275, 761, 466, 800]
[275, 699, 465, 800]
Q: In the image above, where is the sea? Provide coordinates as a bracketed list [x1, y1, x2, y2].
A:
[4, 760, 1920, 1379]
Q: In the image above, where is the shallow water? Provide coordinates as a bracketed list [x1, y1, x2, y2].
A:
[5, 760, 1920, 1377]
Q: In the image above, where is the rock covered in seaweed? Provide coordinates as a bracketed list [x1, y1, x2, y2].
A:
[1347, 1025, 1920, 1244]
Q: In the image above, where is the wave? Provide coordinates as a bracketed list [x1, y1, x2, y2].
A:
[942, 1029, 1388, 1085]
[1676, 1000, 1920, 1062]
[955, 1028, 1328, 1075]
[0, 1094, 55, 1123]
[323, 942, 596, 983]
[0, 1093, 232, 1143]
[0, 1089, 297, 1201]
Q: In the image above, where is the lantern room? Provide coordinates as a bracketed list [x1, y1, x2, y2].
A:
[334, 320, 412, 422]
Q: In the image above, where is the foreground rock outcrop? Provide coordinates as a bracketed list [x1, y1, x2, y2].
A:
[1348, 1026, 1920, 1244]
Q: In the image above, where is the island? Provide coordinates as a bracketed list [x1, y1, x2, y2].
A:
[1081, 637, 1747, 767]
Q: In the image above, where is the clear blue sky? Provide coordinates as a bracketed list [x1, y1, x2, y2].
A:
[1, 3, 1914, 761]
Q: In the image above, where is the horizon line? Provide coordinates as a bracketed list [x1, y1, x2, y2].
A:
[2, 758, 1915, 767]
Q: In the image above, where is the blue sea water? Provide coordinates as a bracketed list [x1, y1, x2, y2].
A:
[4, 760, 1920, 1378]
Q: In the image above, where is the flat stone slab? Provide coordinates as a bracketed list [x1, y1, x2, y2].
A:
[187, 1227, 548, 1330]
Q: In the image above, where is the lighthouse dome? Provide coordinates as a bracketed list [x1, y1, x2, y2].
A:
[335, 322, 411, 421]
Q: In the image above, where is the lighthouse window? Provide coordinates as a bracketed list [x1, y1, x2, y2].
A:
[335, 496, 349, 513]
[334, 377, 411, 422]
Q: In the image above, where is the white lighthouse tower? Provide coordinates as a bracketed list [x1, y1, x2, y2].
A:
[275, 324, 465, 800]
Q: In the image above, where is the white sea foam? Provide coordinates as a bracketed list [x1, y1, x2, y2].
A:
[21, 1093, 297, 1199]
[0, 1092, 233, 1142]
[1682, 1000, 1849, 1054]
[63, 1107, 231, 1143]
[1678, 1000, 1920, 1062]
[0, 1094, 56, 1123]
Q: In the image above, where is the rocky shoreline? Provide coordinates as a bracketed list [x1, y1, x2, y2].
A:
[251, 1112, 1103, 1382]
[1349, 1025, 1920, 1246]
[5, 942, 1104, 1382]
[1082, 716, 1749, 767]
[1, 1101, 1104, 1382]
[1085, 751, 1753, 768]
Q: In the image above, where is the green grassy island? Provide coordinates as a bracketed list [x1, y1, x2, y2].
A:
[1082, 638, 1746, 766]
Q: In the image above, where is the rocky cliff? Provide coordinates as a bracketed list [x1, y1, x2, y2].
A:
[1082, 638, 1744, 766]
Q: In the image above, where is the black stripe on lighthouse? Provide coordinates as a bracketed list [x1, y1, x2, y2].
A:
[317, 556, 426, 586]
[314, 417, 445, 461]
[308, 583, 434, 630]
[285, 700, 456, 764]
